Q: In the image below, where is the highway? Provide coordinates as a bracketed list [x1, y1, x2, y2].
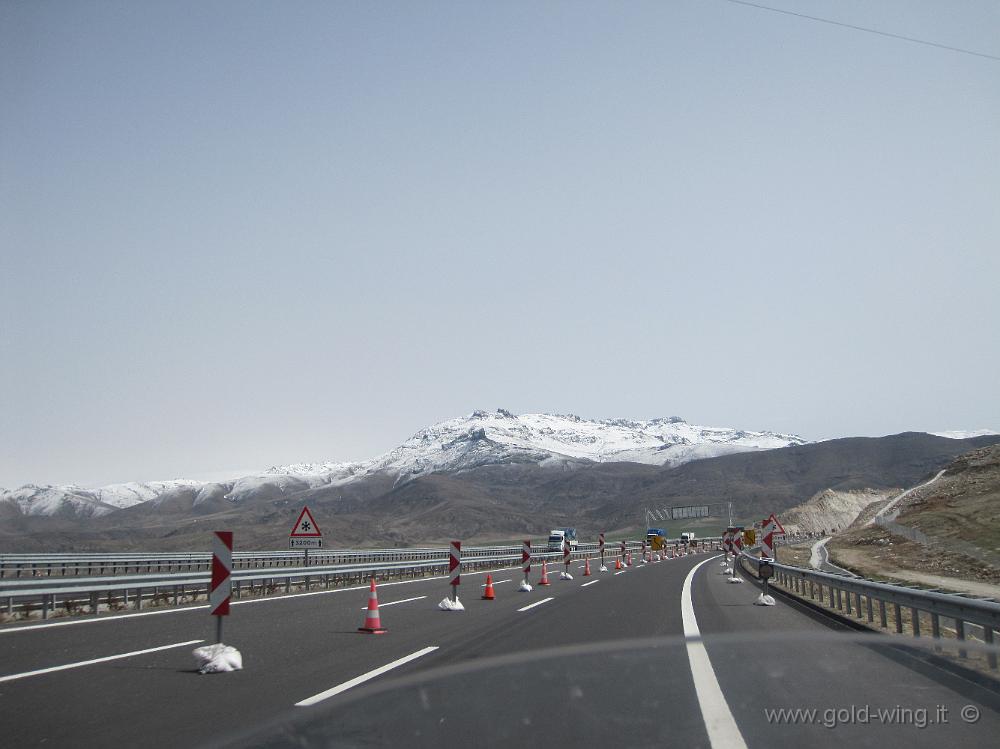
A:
[2, 552, 999, 747]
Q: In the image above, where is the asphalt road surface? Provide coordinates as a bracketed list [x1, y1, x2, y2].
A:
[2, 552, 998, 747]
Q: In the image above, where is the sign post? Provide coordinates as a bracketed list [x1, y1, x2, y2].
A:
[289, 506, 323, 567]
[449, 540, 461, 602]
[209, 531, 233, 644]
[522, 540, 531, 588]
[599, 532, 606, 570]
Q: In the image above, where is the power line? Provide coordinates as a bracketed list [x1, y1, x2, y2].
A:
[724, 0, 1000, 62]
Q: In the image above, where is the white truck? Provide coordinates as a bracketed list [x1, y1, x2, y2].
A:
[680, 531, 696, 544]
[547, 528, 578, 551]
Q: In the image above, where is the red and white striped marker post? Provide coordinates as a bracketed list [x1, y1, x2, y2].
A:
[449, 540, 461, 603]
[760, 514, 784, 562]
[599, 532, 606, 568]
[619, 540, 626, 565]
[563, 539, 571, 576]
[522, 540, 531, 586]
[209, 531, 233, 644]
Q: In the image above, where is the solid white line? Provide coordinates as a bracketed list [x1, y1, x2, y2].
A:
[581, 580, 599, 588]
[0, 639, 204, 684]
[359, 595, 426, 610]
[614, 571, 625, 576]
[481, 579, 511, 586]
[295, 646, 439, 707]
[682, 556, 748, 749]
[517, 597, 554, 612]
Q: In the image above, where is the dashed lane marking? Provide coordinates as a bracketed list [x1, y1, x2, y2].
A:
[295, 646, 440, 707]
[0, 639, 204, 684]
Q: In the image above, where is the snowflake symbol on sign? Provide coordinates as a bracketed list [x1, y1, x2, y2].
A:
[301, 521, 312, 532]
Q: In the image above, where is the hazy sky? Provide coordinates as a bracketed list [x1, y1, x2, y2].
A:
[2, 1, 998, 488]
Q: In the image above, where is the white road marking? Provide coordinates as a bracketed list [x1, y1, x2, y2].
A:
[517, 597, 554, 612]
[682, 556, 748, 749]
[359, 595, 426, 610]
[0, 575, 452, 634]
[295, 646, 439, 707]
[0, 639, 204, 684]
[614, 571, 625, 576]
[581, 580, 599, 588]
[481, 579, 511, 586]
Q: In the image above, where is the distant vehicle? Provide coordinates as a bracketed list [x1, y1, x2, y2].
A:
[548, 528, 578, 551]
[680, 532, 695, 544]
[646, 528, 667, 550]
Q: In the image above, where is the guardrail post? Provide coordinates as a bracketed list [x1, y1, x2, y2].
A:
[828, 585, 834, 607]
[136, 588, 142, 610]
[845, 590, 852, 614]
[956, 619, 967, 658]
[984, 627, 997, 670]
[42, 594, 50, 620]
[911, 607, 920, 637]
[879, 599, 887, 629]
[854, 592, 862, 618]
[835, 588, 843, 611]
[866, 595, 874, 624]
[931, 612, 941, 651]
[894, 603, 903, 633]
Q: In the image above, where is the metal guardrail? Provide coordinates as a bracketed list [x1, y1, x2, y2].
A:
[738, 552, 1000, 670]
[0, 546, 536, 578]
[0, 538, 716, 578]
[1, 538, 723, 620]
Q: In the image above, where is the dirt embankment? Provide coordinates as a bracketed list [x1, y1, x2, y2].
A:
[781, 488, 898, 537]
[827, 445, 1000, 596]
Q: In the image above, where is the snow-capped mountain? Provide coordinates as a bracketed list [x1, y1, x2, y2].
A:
[2, 480, 204, 518]
[264, 409, 807, 485]
[3, 410, 809, 515]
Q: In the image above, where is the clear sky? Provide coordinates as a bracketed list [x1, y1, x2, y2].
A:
[2, 1, 998, 488]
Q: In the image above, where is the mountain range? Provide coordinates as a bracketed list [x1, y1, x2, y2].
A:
[2, 410, 807, 518]
[2, 411, 998, 552]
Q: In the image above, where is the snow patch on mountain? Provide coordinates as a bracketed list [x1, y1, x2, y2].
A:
[929, 429, 999, 440]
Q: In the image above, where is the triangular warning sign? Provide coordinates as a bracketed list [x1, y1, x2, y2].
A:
[766, 513, 785, 534]
[290, 506, 322, 537]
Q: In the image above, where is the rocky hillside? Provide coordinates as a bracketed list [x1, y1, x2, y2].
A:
[781, 488, 899, 537]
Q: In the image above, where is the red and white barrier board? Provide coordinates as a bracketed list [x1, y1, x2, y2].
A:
[522, 540, 531, 575]
[760, 514, 785, 559]
[449, 540, 461, 587]
[210, 531, 233, 617]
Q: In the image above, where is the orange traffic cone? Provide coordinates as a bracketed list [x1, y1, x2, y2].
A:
[615, 557, 623, 570]
[539, 560, 551, 585]
[358, 578, 387, 634]
[583, 558, 591, 576]
[482, 574, 496, 600]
